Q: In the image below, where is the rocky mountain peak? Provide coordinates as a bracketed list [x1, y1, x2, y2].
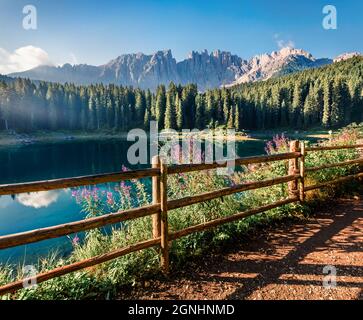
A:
[228, 47, 331, 86]
[278, 47, 313, 59]
[334, 52, 362, 63]
[8, 47, 359, 91]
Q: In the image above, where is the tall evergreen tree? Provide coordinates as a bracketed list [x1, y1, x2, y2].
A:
[234, 104, 241, 131]
[322, 80, 332, 128]
[195, 94, 205, 129]
[155, 85, 166, 128]
[164, 85, 176, 129]
[0, 57, 362, 133]
[175, 94, 183, 130]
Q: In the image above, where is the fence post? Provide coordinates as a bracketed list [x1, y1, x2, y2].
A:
[299, 142, 306, 202]
[159, 157, 169, 274]
[152, 156, 161, 239]
[289, 140, 300, 198]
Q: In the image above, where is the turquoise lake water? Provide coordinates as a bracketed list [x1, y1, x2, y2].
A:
[0, 138, 269, 264]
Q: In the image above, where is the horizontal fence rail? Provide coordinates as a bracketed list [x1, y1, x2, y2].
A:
[0, 238, 161, 296]
[168, 174, 299, 210]
[0, 168, 160, 196]
[0, 204, 161, 250]
[305, 172, 363, 192]
[169, 197, 299, 241]
[305, 144, 363, 152]
[0, 141, 362, 296]
[168, 152, 301, 175]
[305, 158, 363, 172]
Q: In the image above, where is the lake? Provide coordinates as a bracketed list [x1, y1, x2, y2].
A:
[0, 137, 268, 264]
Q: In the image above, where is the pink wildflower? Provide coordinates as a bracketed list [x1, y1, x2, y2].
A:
[266, 134, 289, 154]
[72, 235, 80, 246]
[120, 181, 131, 198]
[91, 189, 99, 201]
[107, 192, 115, 206]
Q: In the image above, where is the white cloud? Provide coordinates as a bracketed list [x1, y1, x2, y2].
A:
[17, 191, 60, 209]
[69, 52, 79, 65]
[0, 45, 53, 75]
[277, 39, 295, 49]
[273, 34, 295, 49]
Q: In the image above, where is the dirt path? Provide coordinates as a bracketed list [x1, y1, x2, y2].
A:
[120, 198, 363, 300]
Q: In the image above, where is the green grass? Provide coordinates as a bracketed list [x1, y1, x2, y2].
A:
[0, 125, 362, 300]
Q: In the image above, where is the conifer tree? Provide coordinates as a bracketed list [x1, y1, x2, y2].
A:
[195, 94, 205, 129]
[155, 85, 166, 128]
[175, 94, 183, 130]
[143, 107, 150, 130]
[0, 57, 362, 133]
[164, 88, 176, 129]
[234, 104, 241, 131]
[322, 80, 331, 128]
[330, 78, 346, 128]
[227, 105, 234, 128]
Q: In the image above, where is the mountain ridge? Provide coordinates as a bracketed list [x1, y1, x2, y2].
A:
[8, 48, 362, 91]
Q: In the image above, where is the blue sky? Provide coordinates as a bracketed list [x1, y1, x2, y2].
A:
[0, 0, 362, 72]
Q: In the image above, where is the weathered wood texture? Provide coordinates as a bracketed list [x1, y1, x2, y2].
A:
[0, 238, 160, 296]
[0, 204, 160, 250]
[160, 159, 169, 274]
[169, 197, 298, 240]
[152, 156, 161, 239]
[305, 158, 363, 172]
[0, 169, 160, 196]
[0, 143, 362, 296]
[288, 141, 300, 197]
[168, 152, 300, 175]
[299, 142, 306, 202]
[306, 144, 363, 152]
[305, 172, 363, 192]
[168, 174, 299, 210]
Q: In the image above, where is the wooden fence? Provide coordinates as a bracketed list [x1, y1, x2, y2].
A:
[0, 141, 362, 296]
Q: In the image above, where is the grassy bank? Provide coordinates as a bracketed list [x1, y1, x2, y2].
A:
[2, 124, 356, 147]
[0, 125, 362, 300]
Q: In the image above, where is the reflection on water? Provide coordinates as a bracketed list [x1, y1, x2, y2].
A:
[0, 139, 139, 184]
[0, 138, 268, 264]
[17, 190, 61, 209]
[0, 196, 13, 209]
[0, 189, 83, 263]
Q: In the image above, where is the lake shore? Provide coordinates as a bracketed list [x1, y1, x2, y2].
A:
[0, 129, 331, 147]
[0, 131, 130, 146]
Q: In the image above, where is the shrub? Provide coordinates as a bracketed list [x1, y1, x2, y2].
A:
[0, 126, 361, 300]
